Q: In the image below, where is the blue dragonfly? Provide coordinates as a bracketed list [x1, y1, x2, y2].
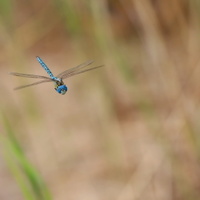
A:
[10, 56, 103, 95]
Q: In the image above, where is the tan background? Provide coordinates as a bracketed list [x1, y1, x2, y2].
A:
[0, 1, 200, 200]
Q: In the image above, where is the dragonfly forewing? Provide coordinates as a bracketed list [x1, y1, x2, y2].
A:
[14, 79, 53, 90]
[57, 60, 94, 78]
[10, 72, 52, 80]
[61, 65, 104, 80]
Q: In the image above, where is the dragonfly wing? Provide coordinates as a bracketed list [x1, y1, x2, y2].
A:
[10, 72, 52, 80]
[62, 65, 103, 80]
[57, 60, 94, 78]
[14, 79, 53, 90]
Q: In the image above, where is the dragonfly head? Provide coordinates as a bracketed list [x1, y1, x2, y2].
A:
[55, 85, 68, 95]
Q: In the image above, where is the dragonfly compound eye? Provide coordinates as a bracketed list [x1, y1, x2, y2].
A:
[56, 85, 68, 94]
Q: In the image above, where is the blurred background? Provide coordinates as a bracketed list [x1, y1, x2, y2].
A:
[1, 0, 200, 200]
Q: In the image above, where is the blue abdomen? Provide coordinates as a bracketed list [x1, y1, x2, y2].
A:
[36, 56, 54, 78]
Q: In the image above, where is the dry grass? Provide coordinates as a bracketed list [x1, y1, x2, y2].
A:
[1, 0, 200, 200]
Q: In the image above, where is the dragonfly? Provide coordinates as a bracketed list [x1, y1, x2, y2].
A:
[10, 56, 103, 95]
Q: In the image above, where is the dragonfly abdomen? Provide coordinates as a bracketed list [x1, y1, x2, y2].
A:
[36, 56, 54, 78]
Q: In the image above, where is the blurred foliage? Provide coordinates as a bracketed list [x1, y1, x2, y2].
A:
[1, 115, 52, 200]
[1, 0, 200, 200]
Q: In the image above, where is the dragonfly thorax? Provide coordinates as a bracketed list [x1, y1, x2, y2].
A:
[52, 77, 61, 82]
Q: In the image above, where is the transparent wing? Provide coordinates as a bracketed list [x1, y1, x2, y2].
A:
[57, 60, 94, 78]
[10, 72, 52, 80]
[13, 79, 53, 90]
[62, 65, 104, 80]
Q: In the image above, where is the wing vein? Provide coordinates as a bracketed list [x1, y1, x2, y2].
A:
[14, 79, 53, 90]
[10, 72, 51, 80]
[57, 60, 94, 78]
